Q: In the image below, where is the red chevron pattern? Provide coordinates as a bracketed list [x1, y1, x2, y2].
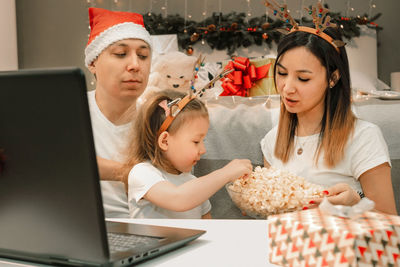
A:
[268, 210, 400, 266]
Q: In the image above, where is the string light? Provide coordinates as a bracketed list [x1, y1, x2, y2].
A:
[111, 0, 120, 11]
[86, 0, 96, 89]
[161, 0, 168, 18]
[184, 0, 187, 32]
[148, 0, 153, 16]
[202, 0, 207, 35]
[202, 0, 207, 17]
[300, 0, 305, 20]
[368, 0, 376, 18]
[201, 0, 207, 45]
[218, 0, 222, 25]
[246, 0, 252, 17]
[346, 0, 351, 17]
[128, 0, 132, 11]
[86, 0, 94, 38]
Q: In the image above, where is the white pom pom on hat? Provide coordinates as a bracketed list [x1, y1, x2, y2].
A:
[84, 7, 152, 67]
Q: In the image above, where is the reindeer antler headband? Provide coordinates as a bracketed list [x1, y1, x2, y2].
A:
[189, 54, 206, 94]
[157, 61, 233, 136]
[265, 0, 345, 53]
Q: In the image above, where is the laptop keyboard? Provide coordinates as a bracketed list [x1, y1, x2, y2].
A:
[107, 232, 161, 253]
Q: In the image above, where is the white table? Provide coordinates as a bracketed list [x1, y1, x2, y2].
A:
[0, 219, 277, 267]
[113, 219, 275, 267]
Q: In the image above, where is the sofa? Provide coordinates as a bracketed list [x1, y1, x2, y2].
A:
[193, 96, 400, 218]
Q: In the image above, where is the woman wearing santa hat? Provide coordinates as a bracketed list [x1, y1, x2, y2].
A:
[84, 7, 152, 218]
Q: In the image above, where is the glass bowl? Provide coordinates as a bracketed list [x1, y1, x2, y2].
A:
[225, 182, 317, 219]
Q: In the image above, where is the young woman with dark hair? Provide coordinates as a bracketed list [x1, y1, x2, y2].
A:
[261, 27, 397, 215]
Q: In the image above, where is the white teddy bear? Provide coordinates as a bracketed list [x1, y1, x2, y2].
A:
[137, 51, 219, 106]
[137, 51, 198, 106]
[148, 51, 198, 93]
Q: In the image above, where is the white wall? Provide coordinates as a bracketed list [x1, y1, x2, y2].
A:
[14, 0, 399, 85]
[0, 0, 18, 71]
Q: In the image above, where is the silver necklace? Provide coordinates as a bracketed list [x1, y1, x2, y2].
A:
[296, 125, 320, 155]
[296, 135, 314, 155]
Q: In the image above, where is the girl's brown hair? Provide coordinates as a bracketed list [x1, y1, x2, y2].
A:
[274, 27, 356, 168]
[120, 89, 208, 185]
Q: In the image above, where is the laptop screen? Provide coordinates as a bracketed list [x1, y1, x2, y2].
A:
[0, 68, 109, 264]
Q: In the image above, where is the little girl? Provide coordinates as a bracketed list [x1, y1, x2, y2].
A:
[121, 89, 252, 219]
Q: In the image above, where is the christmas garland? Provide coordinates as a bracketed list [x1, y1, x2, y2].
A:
[143, 5, 381, 55]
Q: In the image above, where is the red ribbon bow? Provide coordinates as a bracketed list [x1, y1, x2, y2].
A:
[220, 57, 271, 97]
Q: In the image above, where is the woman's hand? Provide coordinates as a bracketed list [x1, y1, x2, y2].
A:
[309, 183, 360, 207]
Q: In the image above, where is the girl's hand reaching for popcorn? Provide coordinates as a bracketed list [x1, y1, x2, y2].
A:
[222, 159, 253, 183]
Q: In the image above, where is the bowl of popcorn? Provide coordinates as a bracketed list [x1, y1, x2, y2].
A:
[226, 166, 326, 219]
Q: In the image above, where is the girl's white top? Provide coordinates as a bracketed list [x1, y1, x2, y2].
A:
[128, 161, 212, 219]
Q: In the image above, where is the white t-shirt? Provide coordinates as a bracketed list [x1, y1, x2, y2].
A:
[128, 162, 212, 219]
[260, 119, 390, 192]
[87, 90, 131, 218]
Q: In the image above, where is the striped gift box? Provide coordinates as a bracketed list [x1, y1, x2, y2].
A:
[268, 209, 400, 266]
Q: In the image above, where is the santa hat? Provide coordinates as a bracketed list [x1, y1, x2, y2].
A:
[84, 7, 152, 67]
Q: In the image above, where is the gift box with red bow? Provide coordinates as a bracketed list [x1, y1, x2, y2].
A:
[268, 208, 400, 266]
[220, 56, 277, 97]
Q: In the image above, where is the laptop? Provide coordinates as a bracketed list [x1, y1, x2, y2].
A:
[0, 67, 205, 266]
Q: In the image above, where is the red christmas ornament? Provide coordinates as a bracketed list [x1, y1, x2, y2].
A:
[261, 22, 270, 30]
[231, 22, 238, 30]
[262, 33, 269, 39]
[359, 17, 368, 25]
[207, 24, 216, 31]
[186, 45, 194, 55]
[190, 32, 199, 42]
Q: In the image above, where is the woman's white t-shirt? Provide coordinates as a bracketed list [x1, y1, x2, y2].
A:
[260, 119, 390, 192]
[128, 162, 212, 219]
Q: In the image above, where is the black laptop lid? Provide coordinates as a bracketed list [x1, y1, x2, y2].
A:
[0, 68, 109, 265]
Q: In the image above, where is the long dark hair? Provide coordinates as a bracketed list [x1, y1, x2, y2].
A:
[274, 27, 356, 167]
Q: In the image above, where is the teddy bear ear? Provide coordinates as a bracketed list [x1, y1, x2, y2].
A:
[189, 56, 198, 65]
[152, 57, 167, 72]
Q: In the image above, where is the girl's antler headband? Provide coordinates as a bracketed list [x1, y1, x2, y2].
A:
[265, 0, 345, 52]
[189, 54, 206, 94]
[157, 64, 234, 136]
